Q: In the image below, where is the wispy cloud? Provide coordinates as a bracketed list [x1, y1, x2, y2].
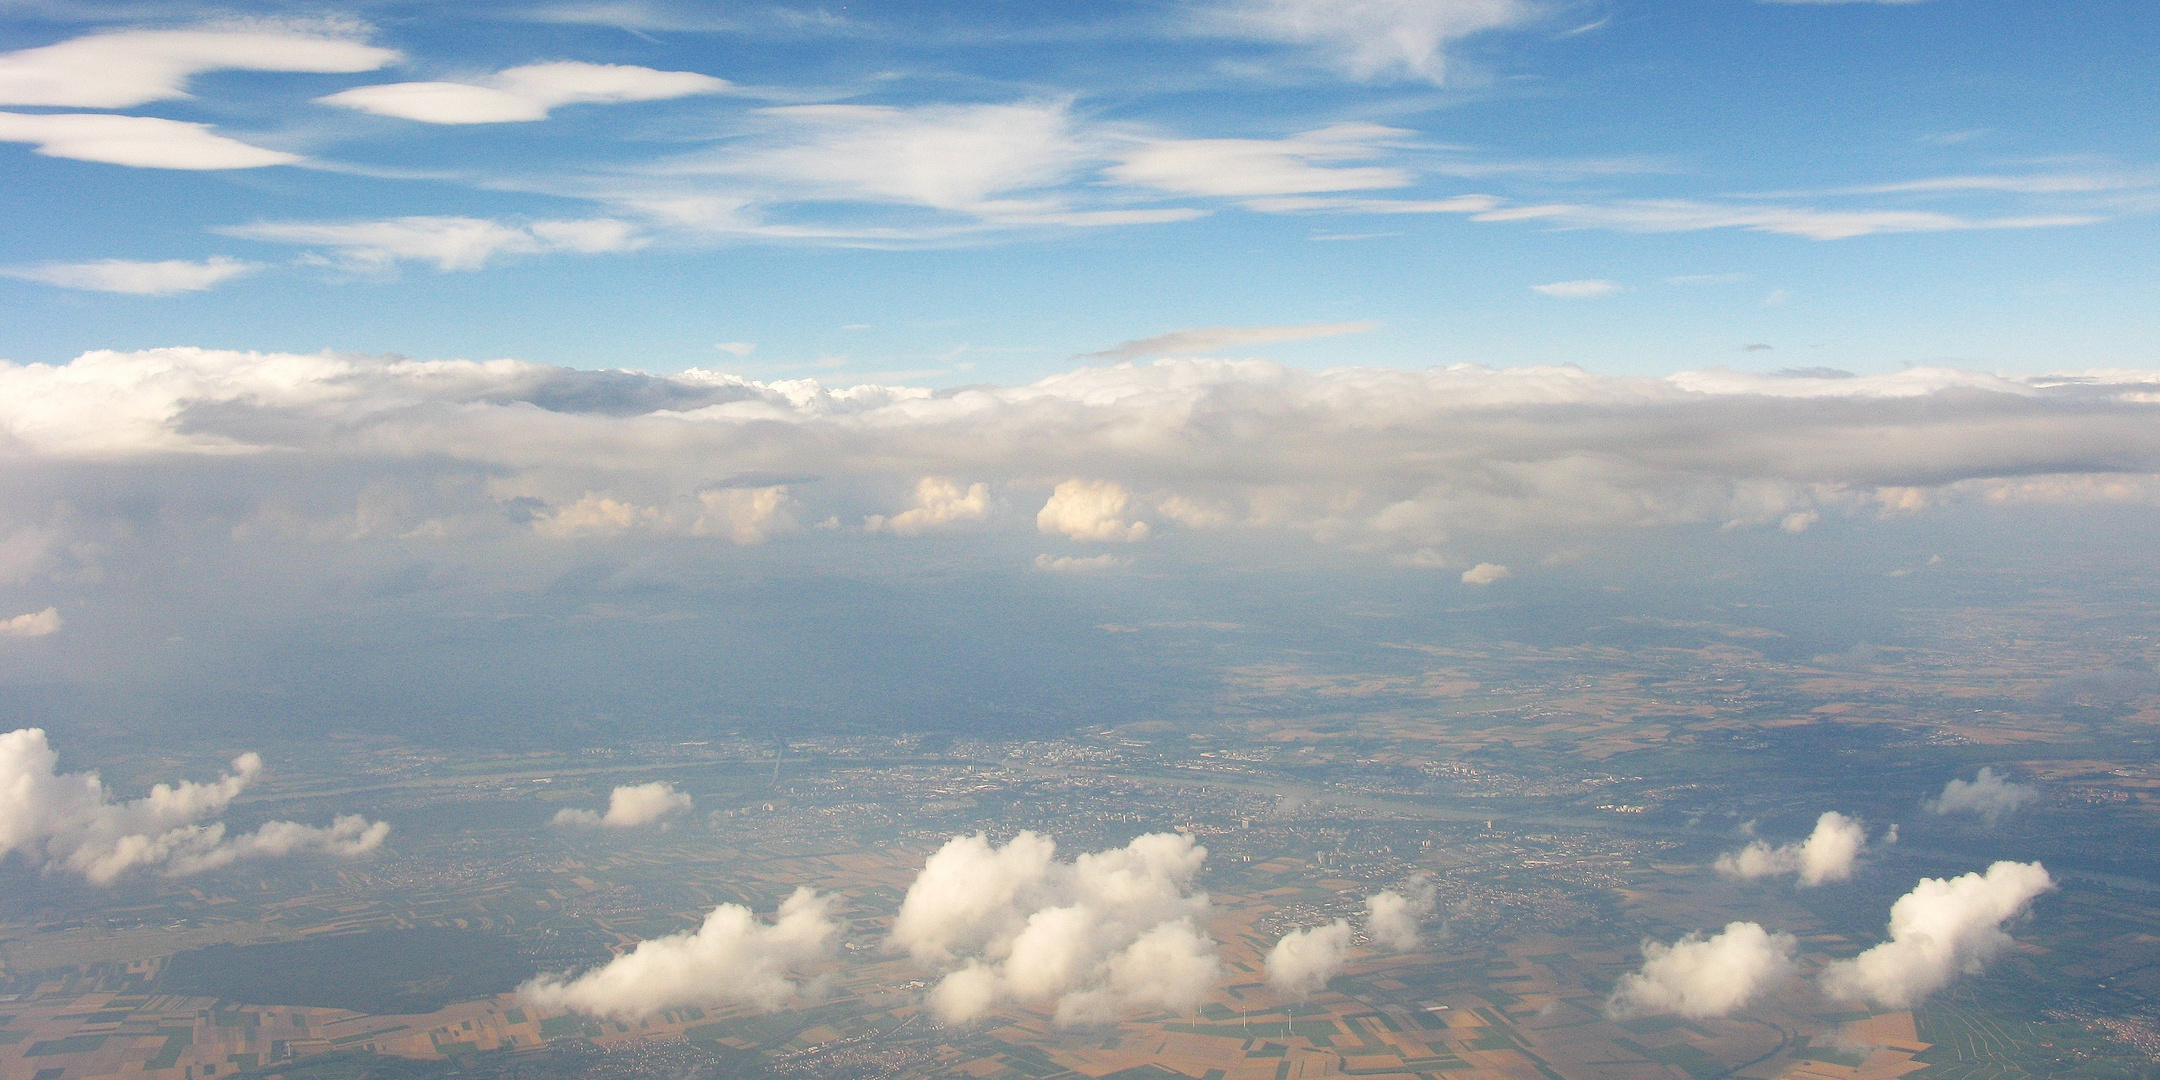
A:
[220, 216, 645, 271]
[1078, 320, 1378, 360]
[0, 113, 298, 170]
[2, 256, 258, 294]
[319, 62, 729, 125]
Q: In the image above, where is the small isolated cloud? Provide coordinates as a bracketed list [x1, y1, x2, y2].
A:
[1034, 553, 1133, 574]
[1460, 562, 1510, 585]
[714, 342, 755, 357]
[0, 727, 387, 884]
[319, 62, 727, 124]
[521, 886, 840, 1018]
[1820, 861, 2054, 1009]
[1926, 768, 2038, 826]
[1266, 919, 1352, 999]
[1202, 0, 1541, 83]
[1716, 810, 1885, 886]
[222, 216, 644, 272]
[1364, 876, 1437, 951]
[1780, 509, 1820, 533]
[1531, 279, 1621, 299]
[551, 781, 692, 828]
[865, 477, 990, 536]
[0, 113, 298, 170]
[1080, 321, 1378, 361]
[0, 28, 395, 109]
[2, 257, 257, 295]
[888, 831, 1219, 1026]
[1038, 480, 1150, 543]
[1607, 921, 1798, 1019]
[1, 607, 60, 638]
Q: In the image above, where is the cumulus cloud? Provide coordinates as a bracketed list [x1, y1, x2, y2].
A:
[865, 477, 990, 535]
[1202, 0, 1539, 83]
[1459, 562, 1510, 585]
[221, 216, 644, 272]
[551, 782, 693, 827]
[0, 113, 298, 170]
[0, 728, 388, 884]
[1607, 922, 1798, 1019]
[1364, 876, 1437, 950]
[2, 257, 258, 294]
[1, 607, 60, 638]
[0, 27, 395, 109]
[1038, 480, 1150, 543]
[1926, 767, 2039, 826]
[522, 886, 840, 1018]
[1266, 918, 1352, 998]
[1532, 279, 1621, 298]
[888, 831, 1219, 1025]
[318, 61, 728, 124]
[1820, 861, 2054, 1009]
[1715, 810, 1884, 886]
[1079, 321, 1379, 361]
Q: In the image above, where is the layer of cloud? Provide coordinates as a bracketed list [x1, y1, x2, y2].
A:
[0, 607, 60, 638]
[1038, 480, 1150, 543]
[1200, 0, 1540, 83]
[888, 831, 1219, 1025]
[865, 477, 990, 535]
[1266, 918, 1351, 998]
[1716, 811, 1886, 886]
[319, 62, 728, 124]
[1925, 767, 2038, 826]
[220, 216, 644, 271]
[1079, 321, 1379, 361]
[1531, 279, 1620, 298]
[1607, 921, 1798, 1019]
[1034, 553, 1133, 573]
[1107, 123, 1410, 198]
[0, 727, 388, 884]
[551, 781, 693, 827]
[2, 256, 258, 294]
[0, 113, 298, 169]
[0, 28, 395, 109]
[1820, 861, 2054, 1008]
[521, 886, 840, 1018]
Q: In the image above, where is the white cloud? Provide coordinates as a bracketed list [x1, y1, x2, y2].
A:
[0, 113, 298, 170]
[0, 727, 388, 884]
[1459, 562, 1510, 585]
[888, 831, 1219, 1025]
[220, 216, 644, 271]
[0, 27, 395, 109]
[1927, 767, 2039, 826]
[1038, 480, 1150, 543]
[1715, 810, 1882, 886]
[715, 342, 756, 357]
[1034, 553, 1134, 574]
[1820, 861, 2054, 1009]
[1202, 0, 1540, 83]
[865, 477, 990, 535]
[1080, 321, 1378, 361]
[551, 782, 693, 827]
[0, 607, 60, 638]
[1531, 279, 1620, 298]
[1478, 199, 2096, 241]
[1107, 123, 1411, 198]
[1363, 877, 1436, 950]
[2, 256, 258, 294]
[319, 61, 727, 124]
[1266, 918, 1352, 999]
[522, 886, 841, 1018]
[1607, 922, 1797, 1019]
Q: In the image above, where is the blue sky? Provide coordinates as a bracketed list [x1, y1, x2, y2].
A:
[2, 0, 2156, 382]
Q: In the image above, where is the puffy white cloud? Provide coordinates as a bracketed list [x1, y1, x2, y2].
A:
[319, 61, 728, 124]
[888, 831, 1220, 1025]
[865, 477, 990, 535]
[1715, 810, 1882, 886]
[1202, 0, 1539, 83]
[1363, 877, 1436, 951]
[551, 782, 693, 827]
[0, 728, 388, 884]
[1266, 918, 1351, 998]
[221, 216, 644, 272]
[1532, 279, 1621, 299]
[0, 27, 395, 109]
[1459, 562, 1510, 585]
[1107, 123, 1410, 198]
[1038, 480, 1150, 543]
[1927, 767, 2039, 826]
[1079, 321, 1378, 361]
[522, 886, 840, 1018]
[0, 113, 297, 170]
[2, 256, 258, 294]
[1820, 861, 2055, 1009]
[1607, 921, 1798, 1019]
[0, 607, 60, 638]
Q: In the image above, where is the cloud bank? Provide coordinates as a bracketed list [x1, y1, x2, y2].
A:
[551, 782, 693, 827]
[1716, 811, 1887, 886]
[1607, 921, 1798, 1019]
[888, 831, 1219, 1025]
[0, 728, 388, 884]
[521, 886, 841, 1018]
[1820, 861, 2054, 1008]
[1927, 767, 2038, 825]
